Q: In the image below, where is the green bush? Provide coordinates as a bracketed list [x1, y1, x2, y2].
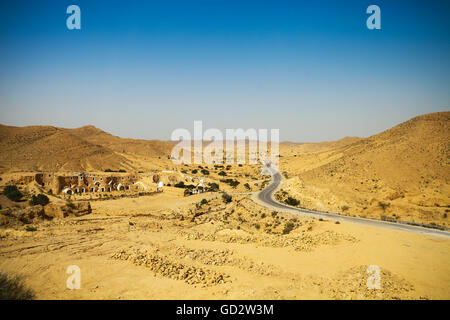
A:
[244, 183, 251, 190]
[25, 226, 37, 232]
[218, 171, 227, 176]
[220, 179, 240, 188]
[200, 199, 208, 205]
[201, 169, 210, 175]
[29, 194, 49, 206]
[3, 185, 18, 195]
[174, 181, 186, 188]
[0, 272, 34, 300]
[191, 169, 198, 174]
[282, 222, 295, 235]
[3, 185, 23, 202]
[208, 182, 219, 191]
[284, 197, 300, 207]
[104, 169, 126, 173]
[378, 201, 390, 212]
[222, 193, 232, 203]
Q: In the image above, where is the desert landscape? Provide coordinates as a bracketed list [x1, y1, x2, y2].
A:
[0, 111, 449, 300]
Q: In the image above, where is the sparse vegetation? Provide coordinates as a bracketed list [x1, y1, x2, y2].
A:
[104, 169, 126, 173]
[282, 222, 295, 235]
[208, 182, 219, 191]
[284, 197, 300, 207]
[222, 193, 232, 203]
[378, 201, 390, 212]
[174, 181, 186, 188]
[29, 194, 49, 206]
[0, 272, 34, 300]
[3, 185, 23, 202]
[220, 179, 240, 188]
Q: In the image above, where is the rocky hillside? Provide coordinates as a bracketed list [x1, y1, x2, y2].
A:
[280, 112, 450, 226]
[0, 124, 172, 173]
[68, 125, 174, 158]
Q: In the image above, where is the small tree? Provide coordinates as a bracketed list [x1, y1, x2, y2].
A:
[174, 181, 185, 188]
[285, 197, 300, 207]
[222, 193, 232, 203]
[3, 185, 22, 202]
[378, 201, 390, 212]
[283, 222, 295, 235]
[29, 194, 49, 206]
[229, 180, 240, 188]
[208, 182, 219, 191]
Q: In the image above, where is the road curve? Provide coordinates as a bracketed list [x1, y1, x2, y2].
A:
[257, 171, 450, 238]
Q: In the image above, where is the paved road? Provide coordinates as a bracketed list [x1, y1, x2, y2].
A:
[257, 170, 450, 238]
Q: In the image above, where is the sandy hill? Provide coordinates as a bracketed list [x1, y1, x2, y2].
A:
[280, 111, 450, 226]
[68, 125, 174, 158]
[0, 125, 135, 173]
[281, 136, 361, 156]
[303, 112, 449, 191]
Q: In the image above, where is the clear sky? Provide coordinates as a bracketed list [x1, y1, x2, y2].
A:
[0, 0, 449, 142]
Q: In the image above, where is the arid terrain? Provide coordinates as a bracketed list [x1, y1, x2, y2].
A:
[0, 111, 449, 299]
[278, 112, 450, 228]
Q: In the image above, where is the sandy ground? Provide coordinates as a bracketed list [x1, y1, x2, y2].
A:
[0, 190, 448, 300]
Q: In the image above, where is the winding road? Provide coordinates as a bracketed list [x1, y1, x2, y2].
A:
[257, 170, 450, 238]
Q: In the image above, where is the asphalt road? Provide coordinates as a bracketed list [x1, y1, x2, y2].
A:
[257, 171, 450, 238]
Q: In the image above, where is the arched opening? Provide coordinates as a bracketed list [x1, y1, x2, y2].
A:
[62, 188, 72, 195]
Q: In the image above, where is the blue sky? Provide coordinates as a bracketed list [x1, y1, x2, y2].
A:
[0, 0, 449, 141]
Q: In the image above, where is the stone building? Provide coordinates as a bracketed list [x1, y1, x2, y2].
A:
[34, 172, 143, 195]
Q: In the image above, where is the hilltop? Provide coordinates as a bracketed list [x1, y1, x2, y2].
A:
[68, 125, 174, 158]
[279, 112, 450, 226]
[0, 124, 173, 173]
